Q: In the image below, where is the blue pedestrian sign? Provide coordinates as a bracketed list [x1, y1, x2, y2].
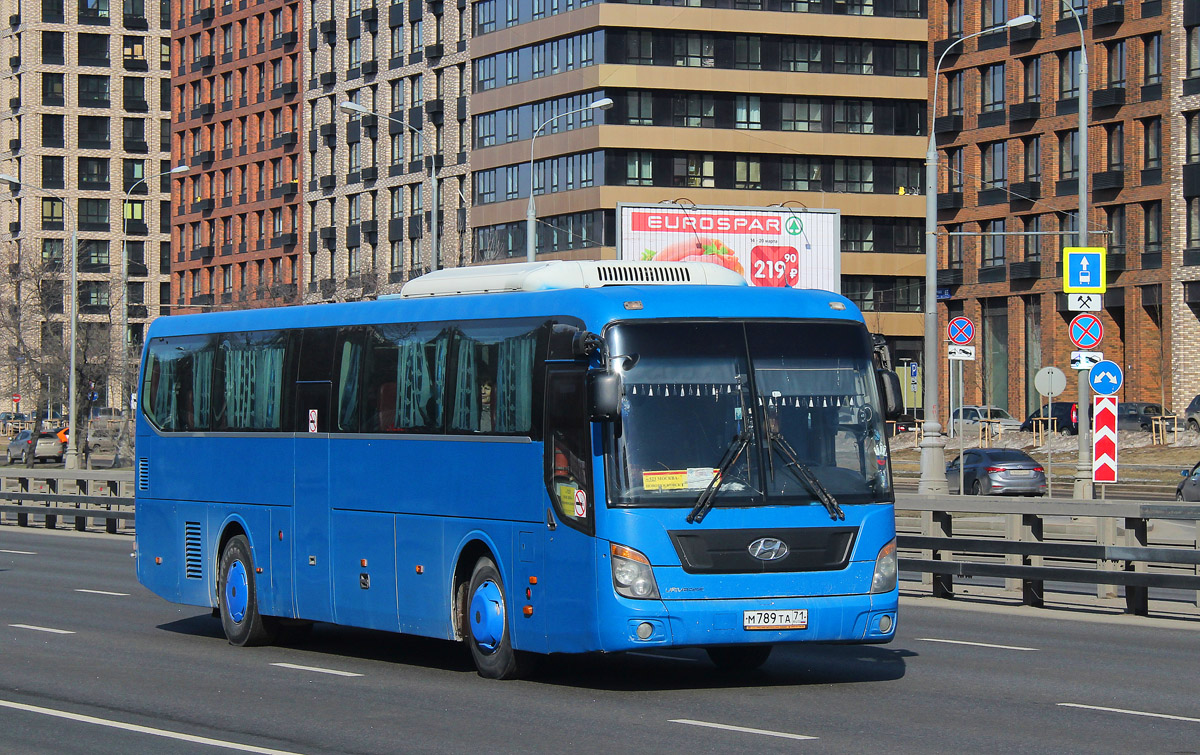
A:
[1088, 360, 1123, 395]
[1062, 247, 1107, 293]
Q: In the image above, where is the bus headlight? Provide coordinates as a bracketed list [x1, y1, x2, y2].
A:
[871, 539, 897, 594]
[611, 543, 660, 600]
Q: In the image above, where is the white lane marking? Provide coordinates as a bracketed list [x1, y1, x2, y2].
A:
[671, 719, 817, 741]
[0, 698, 305, 755]
[74, 589, 130, 597]
[628, 652, 704, 664]
[1058, 703, 1200, 724]
[270, 662, 363, 677]
[10, 624, 75, 635]
[0, 549, 37, 555]
[916, 637, 1038, 651]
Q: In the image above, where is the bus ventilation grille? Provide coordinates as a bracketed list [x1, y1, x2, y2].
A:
[137, 458, 150, 492]
[184, 522, 203, 580]
[594, 264, 693, 284]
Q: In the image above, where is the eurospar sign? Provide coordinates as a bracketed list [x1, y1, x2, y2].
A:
[617, 203, 841, 292]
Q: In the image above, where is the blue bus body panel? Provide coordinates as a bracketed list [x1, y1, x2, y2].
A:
[135, 283, 890, 655]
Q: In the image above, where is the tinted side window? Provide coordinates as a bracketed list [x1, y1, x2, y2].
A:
[447, 319, 543, 435]
[334, 328, 365, 433]
[141, 335, 217, 431]
[362, 323, 449, 433]
[213, 330, 287, 431]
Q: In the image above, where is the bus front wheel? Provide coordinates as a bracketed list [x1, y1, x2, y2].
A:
[218, 535, 277, 647]
[706, 645, 773, 672]
[464, 556, 529, 680]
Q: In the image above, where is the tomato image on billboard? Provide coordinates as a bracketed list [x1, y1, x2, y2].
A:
[641, 238, 745, 276]
[750, 246, 799, 287]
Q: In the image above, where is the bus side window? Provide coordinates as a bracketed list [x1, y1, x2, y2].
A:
[544, 366, 594, 534]
[334, 328, 365, 433]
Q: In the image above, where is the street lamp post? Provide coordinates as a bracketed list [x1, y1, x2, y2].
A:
[116, 164, 189, 466]
[1063, 3, 1092, 500]
[0, 174, 81, 468]
[526, 98, 613, 263]
[920, 15, 1036, 495]
[338, 101, 440, 272]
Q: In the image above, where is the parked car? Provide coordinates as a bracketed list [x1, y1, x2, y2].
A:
[1019, 401, 1080, 435]
[946, 448, 1047, 496]
[889, 411, 922, 437]
[948, 406, 1022, 437]
[1185, 394, 1200, 433]
[0, 411, 27, 432]
[1115, 402, 1173, 432]
[5, 429, 66, 464]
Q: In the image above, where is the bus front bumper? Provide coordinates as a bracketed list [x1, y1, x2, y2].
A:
[600, 590, 898, 652]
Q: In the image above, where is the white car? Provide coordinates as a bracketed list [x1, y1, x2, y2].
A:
[948, 405, 1022, 437]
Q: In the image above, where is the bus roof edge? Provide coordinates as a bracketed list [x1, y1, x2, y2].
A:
[395, 261, 749, 298]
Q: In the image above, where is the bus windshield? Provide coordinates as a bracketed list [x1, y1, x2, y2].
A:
[606, 320, 892, 509]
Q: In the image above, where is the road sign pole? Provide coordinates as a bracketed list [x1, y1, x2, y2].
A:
[1074, 369, 1092, 499]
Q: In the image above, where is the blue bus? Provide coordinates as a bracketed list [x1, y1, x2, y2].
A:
[135, 261, 902, 678]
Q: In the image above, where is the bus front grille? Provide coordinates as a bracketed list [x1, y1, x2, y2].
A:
[667, 526, 857, 574]
[184, 522, 203, 580]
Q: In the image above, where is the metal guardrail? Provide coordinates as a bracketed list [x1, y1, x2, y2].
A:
[0, 469, 134, 534]
[896, 493, 1200, 618]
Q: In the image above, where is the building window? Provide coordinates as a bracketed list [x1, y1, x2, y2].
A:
[1023, 215, 1041, 261]
[780, 39, 821, 72]
[673, 35, 715, 68]
[842, 218, 874, 252]
[833, 100, 873, 134]
[1106, 40, 1126, 88]
[981, 63, 1005, 113]
[735, 96, 761, 130]
[982, 0, 1007, 30]
[1189, 27, 1200, 81]
[781, 97, 822, 131]
[672, 153, 714, 188]
[1058, 49, 1080, 101]
[626, 31, 653, 65]
[626, 91, 653, 126]
[833, 158, 873, 193]
[1106, 122, 1124, 171]
[672, 94, 714, 128]
[832, 41, 873, 74]
[734, 36, 761, 70]
[1058, 130, 1077, 179]
[1023, 57, 1041, 102]
[946, 71, 963, 115]
[734, 156, 761, 189]
[1187, 199, 1200, 251]
[1023, 136, 1041, 182]
[980, 219, 1006, 267]
[1143, 201, 1161, 254]
[946, 0, 963, 36]
[1188, 111, 1200, 164]
[981, 141, 1007, 189]
[1106, 205, 1125, 256]
[626, 151, 652, 186]
[780, 157, 821, 191]
[1144, 34, 1162, 86]
[1142, 117, 1161, 170]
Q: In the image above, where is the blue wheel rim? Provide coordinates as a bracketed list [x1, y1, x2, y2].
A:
[469, 579, 505, 653]
[225, 559, 249, 624]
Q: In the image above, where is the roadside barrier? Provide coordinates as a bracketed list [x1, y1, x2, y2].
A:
[0, 469, 133, 534]
[897, 493, 1200, 618]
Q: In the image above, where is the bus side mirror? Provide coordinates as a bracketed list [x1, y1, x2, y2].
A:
[589, 370, 621, 421]
[876, 369, 903, 419]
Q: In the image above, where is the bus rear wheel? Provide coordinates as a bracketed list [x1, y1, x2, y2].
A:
[218, 535, 277, 647]
[464, 556, 529, 680]
[706, 645, 773, 672]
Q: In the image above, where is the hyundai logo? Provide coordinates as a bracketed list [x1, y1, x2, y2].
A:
[748, 537, 789, 562]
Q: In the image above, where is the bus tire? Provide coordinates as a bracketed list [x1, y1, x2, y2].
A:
[464, 556, 528, 680]
[218, 535, 277, 647]
[706, 645, 773, 672]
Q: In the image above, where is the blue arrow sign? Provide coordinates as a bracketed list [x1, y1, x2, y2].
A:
[1088, 360, 1123, 395]
[1063, 247, 1107, 293]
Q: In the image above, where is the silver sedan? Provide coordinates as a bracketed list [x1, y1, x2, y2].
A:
[947, 448, 1047, 496]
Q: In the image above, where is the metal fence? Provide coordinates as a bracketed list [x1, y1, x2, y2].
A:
[0, 468, 134, 533]
[896, 493, 1200, 618]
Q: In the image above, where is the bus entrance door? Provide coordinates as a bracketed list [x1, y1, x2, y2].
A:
[293, 380, 333, 622]
[540, 365, 600, 653]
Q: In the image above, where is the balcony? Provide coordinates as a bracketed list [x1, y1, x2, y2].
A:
[1009, 261, 1040, 280]
[271, 183, 298, 198]
[319, 71, 336, 86]
[190, 245, 214, 260]
[191, 103, 214, 119]
[937, 268, 964, 287]
[932, 37, 963, 61]
[193, 149, 215, 165]
[273, 82, 298, 99]
[1093, 4, 1124, 26]
[1010, 20, 1041, 43]
[937, 192, 964, 210]
[933, 115, 962, 134]
[123, 56, 149, 71]
[319, 175, 336, 189]
[1092, 169, 1124, 191]
[1092, 86, 1126, 109]
[126, 220, 149, 235]
[124, 13, 149, 28]
[977, 188, 1007, 206]
[1009, 180, 1041, 201]
[191, 198, 213, 213]
[272, 132, 297, 148]
[361, 60, 378, 75]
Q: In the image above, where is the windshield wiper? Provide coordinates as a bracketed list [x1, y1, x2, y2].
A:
[765, 428, 845, 521]
[686, 430, 750, 525]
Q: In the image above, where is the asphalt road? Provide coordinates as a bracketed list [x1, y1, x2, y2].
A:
[2, 526, 1198, 754]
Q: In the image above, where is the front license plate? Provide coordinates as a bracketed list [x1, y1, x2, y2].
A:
[743, 609, 807, 630]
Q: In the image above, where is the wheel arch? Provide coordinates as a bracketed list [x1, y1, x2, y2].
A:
[213, 515, 251, 600]
[449, 534, 503, 642]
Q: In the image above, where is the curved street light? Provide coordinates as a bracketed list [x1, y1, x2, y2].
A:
[918, 14, 1036, 495]
[338, 101, 441, 273]
[526, 97, 613, 263]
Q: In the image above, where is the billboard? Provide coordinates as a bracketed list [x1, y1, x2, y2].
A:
[617, 203, 841, 292]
